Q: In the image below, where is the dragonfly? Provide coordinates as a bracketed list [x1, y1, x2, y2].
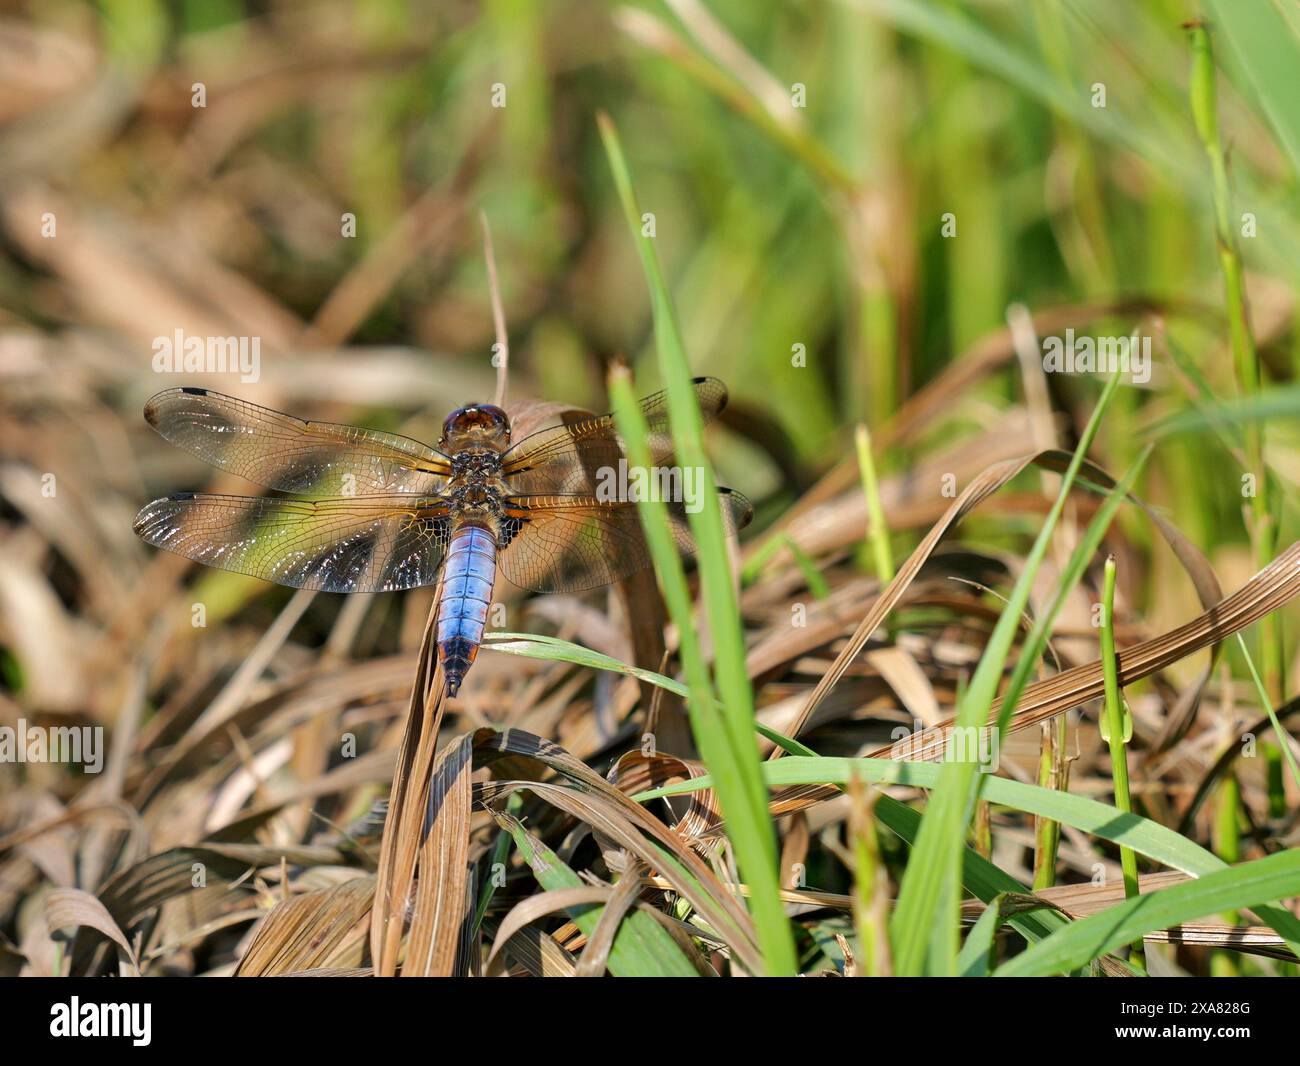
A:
[133, 379, 751, 696]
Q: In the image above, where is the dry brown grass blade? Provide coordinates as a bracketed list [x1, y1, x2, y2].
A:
[96, 843, 344, 932]
[1143, 925, 1297, 961]
[576, 862, 645, 977]
[866, 647, 943, 727]
[45, 887, 139, 975]
[480, 210, 509, 408]
[878, 537, 1300, 761]
[473, 728, 764, 972]
[607, 749, 718, 839]
[369, 603, 449, 976]
[759, 538, 1300, 818]
[482, 918, 578, 977]
[961, 875, 1297, 963]
[778, 449, 1223, 752]
[402, 732, 476, 976]
[486, 886, 612, 972]
[235, 877, 374, 976]
[1029, 870, 1189, 913]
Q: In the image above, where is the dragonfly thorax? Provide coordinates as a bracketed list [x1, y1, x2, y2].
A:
[449, 450, 502, 477]
[448, 450, 505, 518]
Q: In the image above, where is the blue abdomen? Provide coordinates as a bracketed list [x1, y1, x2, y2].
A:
[437, 524, 496, 695]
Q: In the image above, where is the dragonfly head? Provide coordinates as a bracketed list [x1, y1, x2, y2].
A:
[440, 403, 511, 449]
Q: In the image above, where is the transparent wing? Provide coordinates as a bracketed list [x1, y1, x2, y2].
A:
[498, 487, 752, 594]
[499, 377, 729, 495]
[144, 387, 451, 497]
[133, 492, 452, 593]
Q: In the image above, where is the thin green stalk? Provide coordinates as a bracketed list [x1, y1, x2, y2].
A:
[600, 113, 796, 976]
[971, 800, 991, 860]
[854, 423, 894, 584]
[1210, 773, 1242, 977]
[1237, 633, 1300, 790]
[1100, 555, 1145, 972]
[861, 282, 898, 431]
[1265, 745, 1286, 820]
[740, 534, 785, 585]
[1188, 21, 1283, 706]
[1032, 716, 1067, 891]
[847, 772, 889, 975]
[783, 534, 830, 600]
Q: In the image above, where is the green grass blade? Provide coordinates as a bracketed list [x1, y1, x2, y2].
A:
[956, 894, 1023, 977]
[1236, 633, 1300, 790]
[871, 792, 1067, 947]
[485, 631, 1066, 949]
[1202, 0, 1300, 181]
[636, 756, 1300, 955]
[854, 423, 894, 584]
[1100, 554, 1145, 970]
[493, 810, 699, 976]
[995, 847, 1300, 976]
[598, 113, 796, 975]
[889, 371, 1124, 974]
[484, 631, 817, 757]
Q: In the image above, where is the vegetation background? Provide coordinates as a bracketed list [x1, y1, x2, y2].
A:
[2, 0, 1299, 977]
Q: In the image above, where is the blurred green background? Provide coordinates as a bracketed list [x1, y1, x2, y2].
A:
[3, 0, 1300, 679]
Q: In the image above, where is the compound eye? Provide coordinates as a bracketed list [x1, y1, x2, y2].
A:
[480, 404, 509, 436]
[442, 404, 511, 441]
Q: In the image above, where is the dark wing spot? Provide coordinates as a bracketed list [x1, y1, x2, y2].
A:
[168, 491, 196, 501]
[497, 516, 525, 550]
[180, 386, 208, 396]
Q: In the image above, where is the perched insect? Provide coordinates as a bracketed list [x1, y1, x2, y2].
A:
[133, 379, 751, 695]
